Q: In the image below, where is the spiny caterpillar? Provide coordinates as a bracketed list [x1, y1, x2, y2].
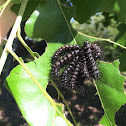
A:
[50, 41, 103, 94]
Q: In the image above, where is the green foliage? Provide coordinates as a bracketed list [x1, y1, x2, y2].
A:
[10, 0, 22, 4]
[5, 43, 70, 126]
[115, 23, 126, 72]
[11, 0, 41, 21]
[25, 0, 75, 43]
[119, 52, 126, 71]
[96, 60, 126, 125]
[116, 23, 126, 46]
[3, 0, 126, 125]
[71, 0, 126, 23]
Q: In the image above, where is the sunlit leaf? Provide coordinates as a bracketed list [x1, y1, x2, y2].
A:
[5, 43, 73, 126]
[96, 60, 126, 126]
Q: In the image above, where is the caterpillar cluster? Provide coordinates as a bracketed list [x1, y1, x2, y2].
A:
[50, 41, 103, 94]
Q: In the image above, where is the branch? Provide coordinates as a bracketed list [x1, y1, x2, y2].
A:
[0, 0, 29, 75]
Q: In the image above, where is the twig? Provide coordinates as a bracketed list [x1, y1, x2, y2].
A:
[17, 28, 39, 60]
[0, 0, 29, 75]
[0, 0, 11, 17]
[78, 31, 126, 49]
[50, 79, 77, 126]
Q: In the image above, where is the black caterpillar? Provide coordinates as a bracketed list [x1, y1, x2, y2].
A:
[50, 41, 103, 94]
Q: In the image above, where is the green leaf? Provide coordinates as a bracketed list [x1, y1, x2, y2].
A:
[11, 0, 22, 4]
[25, 0, 75, 43]
[115, 23, 126, 46]
[71, 0, 101, 23]
[112, 59, 119, 68]
[96, 60, 126, 126]
[71, 0, 126, 23]
[119, 51, 126, 72]
[11, 0, 41, 21]
[25, 0, 99, 44]
[5, 43, 74, 126]
[53, 116, 68, 126]
[39, 0, 48, 6]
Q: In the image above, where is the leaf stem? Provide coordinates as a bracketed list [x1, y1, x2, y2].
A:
[50, 79, 77, 126]
[93, 80, 111, 125]
[57, 0, 77, 44]
[0, 0, 29, 75]
[78, 31, 126, 49]
[17, 28, 39, 60]
[0, 0, 11, 17]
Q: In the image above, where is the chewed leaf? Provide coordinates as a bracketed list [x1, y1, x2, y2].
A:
[95, 60, 126, 126]
[112, 59, 120, 68]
